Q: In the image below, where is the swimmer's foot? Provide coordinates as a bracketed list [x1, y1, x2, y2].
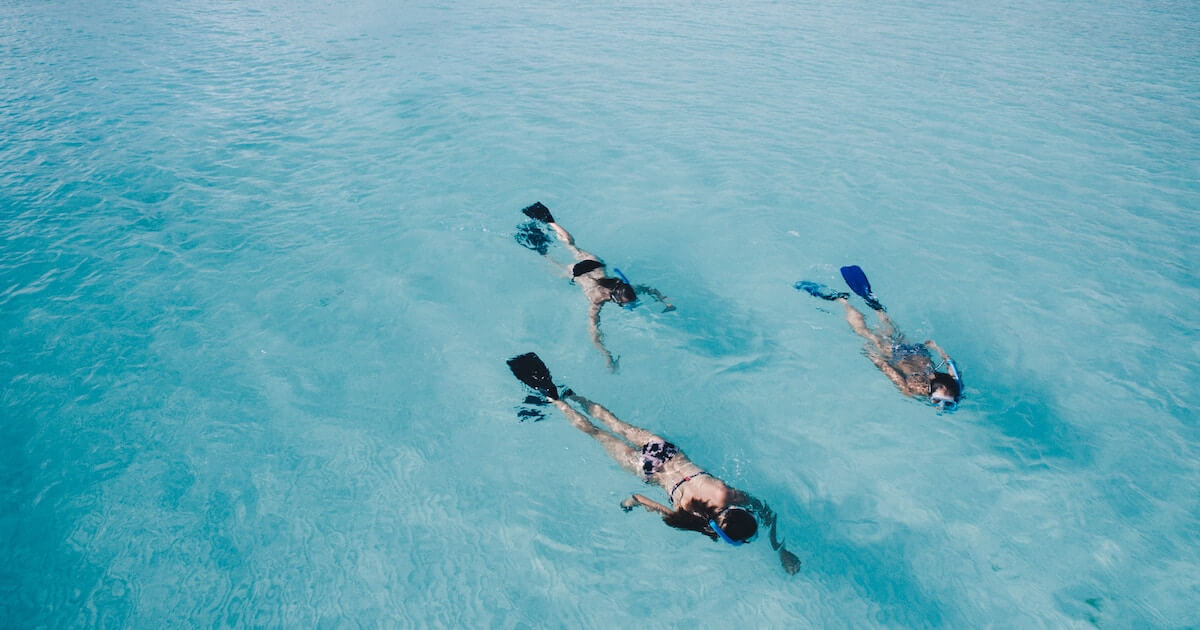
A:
[794, 280, 849, 301]
[521, 201, 556, 224]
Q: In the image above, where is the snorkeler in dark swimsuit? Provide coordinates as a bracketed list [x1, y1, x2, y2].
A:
[517, 202, 674, 371]
[797, 267, 963, 411]
[506, 352, 801, 574]
[843, 303, 960, 409]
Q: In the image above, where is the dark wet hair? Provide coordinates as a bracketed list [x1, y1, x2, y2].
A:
[662, 509, 718, 540]
[596, 277, 637, 304]
[930, 372, 960, 400]
[662, 504, 757, 543]
[716, 507, 757, 542]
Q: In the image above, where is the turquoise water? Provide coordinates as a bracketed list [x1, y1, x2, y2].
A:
[3, 0, 1198, 626]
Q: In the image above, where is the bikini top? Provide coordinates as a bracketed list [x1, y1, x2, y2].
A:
[669, 471, 710, 504]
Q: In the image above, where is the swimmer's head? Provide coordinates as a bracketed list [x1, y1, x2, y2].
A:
[611, 281, 637, 305]
[713, 506, 757, 544]
[930, 372, 960, 409]
[930, 372, 960, 399]
[597, 277, 637, 305]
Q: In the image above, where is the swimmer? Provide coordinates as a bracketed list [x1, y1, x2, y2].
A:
[796, 265, 963, 411]
[516, 202, 674, 371]
[506, 352, 801, 574]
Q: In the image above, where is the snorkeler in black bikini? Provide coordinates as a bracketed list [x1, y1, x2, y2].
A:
[797, 265, 963, 411]
[506, 352, 801, 574]
[515, 202, 674, 371]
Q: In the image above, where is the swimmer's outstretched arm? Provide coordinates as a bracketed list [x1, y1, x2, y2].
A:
[634, 284, 676, 312]
[867, 352, 909, 393]
[589, 302, 617, 371]
[621, 494, 672, 516]
[742, 494, 802, 575]
[924, 339, 951, 364]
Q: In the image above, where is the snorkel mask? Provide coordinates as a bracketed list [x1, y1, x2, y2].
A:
[929, 358, 963, 412]
[931, 392, 958, 412]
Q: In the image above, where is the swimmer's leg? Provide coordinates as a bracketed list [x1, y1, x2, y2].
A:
[875, 310, 899, 339]
[552, 400, 641, 476]
[841, 299, 888, 354]
[548, 223, 598, 262]
[535, 212, 597, 262]
[565, 392, 657, 446]
[522, 202, 593, 261]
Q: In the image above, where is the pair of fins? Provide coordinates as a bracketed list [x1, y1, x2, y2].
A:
[509, 207, 559, 407]
[795, 265, 885, 312]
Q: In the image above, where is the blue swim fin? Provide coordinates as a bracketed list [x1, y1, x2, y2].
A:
[839, 265, 886, 312]
[794, 280, 849, 301]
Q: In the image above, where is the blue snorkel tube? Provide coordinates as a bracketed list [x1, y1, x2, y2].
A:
[948, 358, 963, 405]
[710, 519, 744, 546]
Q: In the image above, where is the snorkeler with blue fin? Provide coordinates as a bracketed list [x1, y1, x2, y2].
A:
[796, 265, 963, 411]
[506, 352, 801, 574]
[516, 202, 675, 371]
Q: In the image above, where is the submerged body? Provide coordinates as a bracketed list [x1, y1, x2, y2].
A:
[843, 299, 956, 405]
[557, 392, 798, 571]
[507, 352, 800, 574]
[798, 266, 963, 410]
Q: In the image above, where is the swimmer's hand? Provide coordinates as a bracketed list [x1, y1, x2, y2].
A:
[620, 496, 638, 512]
[780, 548, 801, 575]
[924, 339, 949, 361]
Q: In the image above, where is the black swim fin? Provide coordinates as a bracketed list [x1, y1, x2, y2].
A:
[521, 201, 556, 224]
[515, 221, 551, 255]
[506, 352, 559, 400]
